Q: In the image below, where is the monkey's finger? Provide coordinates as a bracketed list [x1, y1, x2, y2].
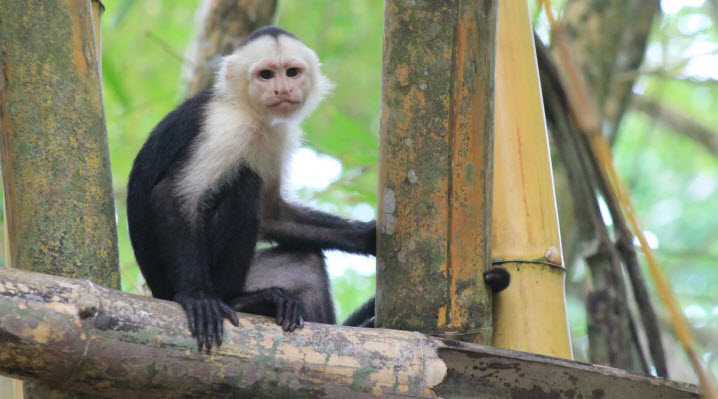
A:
[216, 319, 223, 348]
[282, 306, 293, 331]
[291, 301, 301, 331]
[283, 300, 298, 331]
[204, 301, 214, 353]
[196, 307, 206, 352]
[196, 330, 204, 352]
[183, 301, 197, 336]
[219, 302, 239, 326]
[211, 301, 223, 347]
[190, 302, 204, 351]
[282, 299, 293, 331]
[276, 297, 286, 326]
[293, 303, 303, 330]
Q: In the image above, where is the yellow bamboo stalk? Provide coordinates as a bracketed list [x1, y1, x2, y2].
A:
[490, 0, 572, 359]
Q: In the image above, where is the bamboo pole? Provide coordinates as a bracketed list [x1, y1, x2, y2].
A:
[376, 0, 497, 343]
[0, 1, 117, 398]
[91, 1, 104, 78]
[490, 0, 572, 359]
[0, 266, 702, 398]
[0, 0, 118, 286]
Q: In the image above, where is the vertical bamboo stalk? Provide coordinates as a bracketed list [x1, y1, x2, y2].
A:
[0, 0, 118, 397]
[490, 0, 572, 359]
[377, 0, 497, 344]
[90, 0, 104, 78]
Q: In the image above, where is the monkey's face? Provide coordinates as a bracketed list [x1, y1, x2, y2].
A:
[220, 34, 332, 124]
[249, 57, 310, 118]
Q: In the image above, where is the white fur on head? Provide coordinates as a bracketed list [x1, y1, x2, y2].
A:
[214, 34, 333, 124]
[175, 31, 331, 224]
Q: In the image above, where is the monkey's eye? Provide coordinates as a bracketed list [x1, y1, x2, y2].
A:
[286, 68, 300, 77]
[259, 70, 274, 80]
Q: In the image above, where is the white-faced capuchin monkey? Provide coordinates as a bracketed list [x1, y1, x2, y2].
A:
[127, 27, 376, 352]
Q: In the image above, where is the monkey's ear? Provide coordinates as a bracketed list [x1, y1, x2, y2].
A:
[483, 268, 510, 292]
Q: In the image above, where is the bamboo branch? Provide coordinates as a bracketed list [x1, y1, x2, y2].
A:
[536, 36, 666, 377]
[632, 94, 718, 156]
[541, 1, 715, 394]
[0, 267, 701, 398]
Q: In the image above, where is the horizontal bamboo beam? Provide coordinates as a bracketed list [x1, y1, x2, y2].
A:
[0, 267, 701, 398]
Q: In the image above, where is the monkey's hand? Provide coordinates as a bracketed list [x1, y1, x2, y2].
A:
[173, 292, 239, 353]
[361, 220, 377, 256]
[229, 288, 304, 332]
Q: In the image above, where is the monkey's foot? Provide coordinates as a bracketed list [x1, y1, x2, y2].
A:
[173, 292, 239, 353]
[484, 267, 511, 292]
[229, 288, 304, 332]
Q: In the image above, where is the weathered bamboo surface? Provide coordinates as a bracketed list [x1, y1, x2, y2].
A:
[1, 1, 116, 397]
[377, 0, 497, 344]
[0, 0, 119, 288]
[0, 267, 701, 398]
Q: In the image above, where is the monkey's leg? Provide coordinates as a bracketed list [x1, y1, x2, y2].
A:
[229, 287, 305, 332]
[236, 247, 337, 325]
[148, 179, 240, 353]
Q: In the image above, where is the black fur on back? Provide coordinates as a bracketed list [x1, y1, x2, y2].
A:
[127, 89, 214, 298]
[240, 26, 299, 47]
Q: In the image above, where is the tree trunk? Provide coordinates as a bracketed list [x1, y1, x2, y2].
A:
[376, 0, 497, 344]
[182, 0, 277, 97]
[562, 0, 660, 140]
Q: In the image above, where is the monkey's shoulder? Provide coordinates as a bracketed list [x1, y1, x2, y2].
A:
[147, 89, 213, 149]
[130, 90, 214, 186]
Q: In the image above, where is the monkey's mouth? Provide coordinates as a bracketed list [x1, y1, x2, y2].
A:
[268, 100, 300, 108]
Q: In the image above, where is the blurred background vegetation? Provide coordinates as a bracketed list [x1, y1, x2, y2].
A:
[1, 0, 715, 384]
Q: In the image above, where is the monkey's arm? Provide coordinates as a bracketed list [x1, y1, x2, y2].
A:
[261, 219, 376, 256]
[149, 180, 238, 353]
[258, 198, 376, 255]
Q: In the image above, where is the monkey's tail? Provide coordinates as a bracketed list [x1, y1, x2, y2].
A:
[342, 297, 375, 327]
